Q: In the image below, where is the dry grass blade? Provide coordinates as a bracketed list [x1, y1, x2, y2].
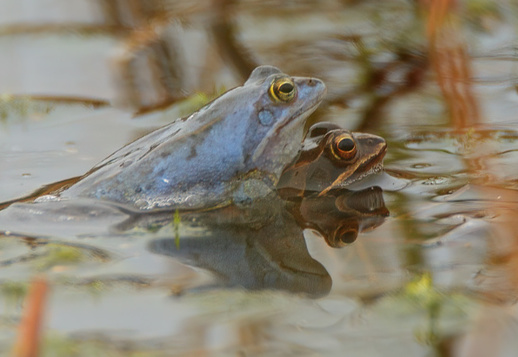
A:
[13, 276, 49, 357]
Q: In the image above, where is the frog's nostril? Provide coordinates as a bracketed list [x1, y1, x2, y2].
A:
[307, 78, 325, 89]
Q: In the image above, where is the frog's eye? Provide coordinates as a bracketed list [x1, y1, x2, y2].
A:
[332, 134, 357, 160]
[269, 77, 296, 102]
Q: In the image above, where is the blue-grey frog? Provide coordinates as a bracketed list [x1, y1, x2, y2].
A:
[61, 66, 326, 210]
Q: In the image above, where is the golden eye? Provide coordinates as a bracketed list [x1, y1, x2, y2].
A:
[269, 77, 296, 102]
[331, 134, 357, 160]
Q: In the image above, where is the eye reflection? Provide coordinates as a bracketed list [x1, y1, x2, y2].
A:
[329, 225, 358, 247]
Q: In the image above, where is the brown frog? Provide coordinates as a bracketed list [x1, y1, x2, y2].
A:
[277, 122, 387, 198]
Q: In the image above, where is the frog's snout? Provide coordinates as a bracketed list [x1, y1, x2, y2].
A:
[306, 77, 327, 96]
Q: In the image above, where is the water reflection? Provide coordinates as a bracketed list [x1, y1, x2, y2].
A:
[0, 183, 389, 297]
[148, 186, 389, 297]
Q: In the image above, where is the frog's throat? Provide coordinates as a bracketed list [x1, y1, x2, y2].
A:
[251, 98, 322, 164]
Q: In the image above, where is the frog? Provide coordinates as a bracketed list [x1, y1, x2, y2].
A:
[277, 122, 387, 198]
[59, 66, 326, 210]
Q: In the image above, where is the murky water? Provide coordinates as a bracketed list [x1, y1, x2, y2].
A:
[2, 1, 518, 356]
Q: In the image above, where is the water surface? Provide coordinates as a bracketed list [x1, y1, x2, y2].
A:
[2, 1, 518, 356]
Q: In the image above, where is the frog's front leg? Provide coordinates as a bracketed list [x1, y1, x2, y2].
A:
[232, 171, 278, 208]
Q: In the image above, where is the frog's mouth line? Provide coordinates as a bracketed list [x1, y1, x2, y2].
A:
[320, 144, 387, 194]
[357, 145, 387, 174]
[349, 147, 387, 183]
[275, 94, 325, 135]
[352, 162, 384, 182]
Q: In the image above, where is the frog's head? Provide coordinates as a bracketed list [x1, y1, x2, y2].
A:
[226, 66, 326, 183]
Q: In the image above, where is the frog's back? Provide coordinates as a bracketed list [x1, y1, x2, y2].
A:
[63, 95, 254, 209]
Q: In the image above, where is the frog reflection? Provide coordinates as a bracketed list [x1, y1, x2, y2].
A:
[148, 185, 388, 297]
[289, 186, 389, 248]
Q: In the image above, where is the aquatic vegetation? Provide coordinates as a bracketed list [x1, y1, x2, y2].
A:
[41, 333, 165, 357]
[0, 281, 28, 310]
[0, 95, 53, 124]
[33, 245, 85, 271]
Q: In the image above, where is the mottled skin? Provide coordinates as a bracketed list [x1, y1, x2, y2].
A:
[62, 66, 326, 210]
[277, 122, 387, 197]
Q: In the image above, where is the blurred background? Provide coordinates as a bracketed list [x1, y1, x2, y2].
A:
[2, 0, 518, 356]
